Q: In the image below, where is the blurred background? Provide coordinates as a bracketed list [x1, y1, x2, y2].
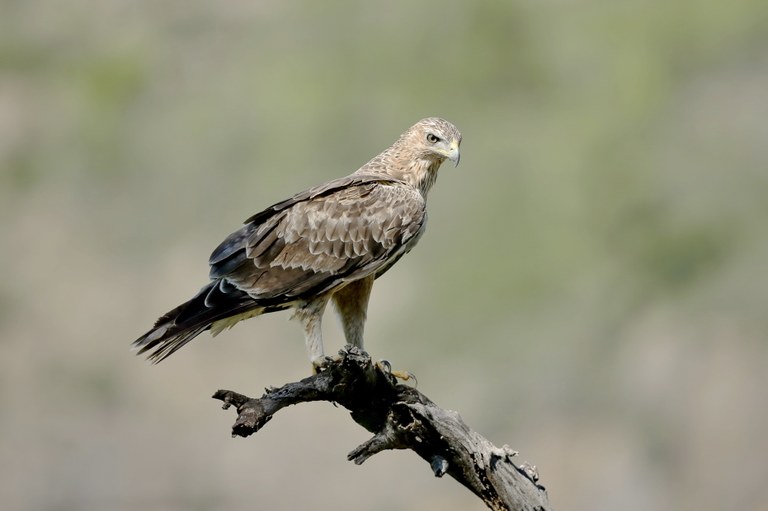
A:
[2, 1, 768, 510]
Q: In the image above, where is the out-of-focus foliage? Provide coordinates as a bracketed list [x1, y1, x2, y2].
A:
[2, 1, 767, 510]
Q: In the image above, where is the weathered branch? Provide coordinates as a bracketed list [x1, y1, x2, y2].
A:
[212, 346, 552, 511]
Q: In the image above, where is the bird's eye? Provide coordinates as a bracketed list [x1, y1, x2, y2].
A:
[426, 133, 440, 144]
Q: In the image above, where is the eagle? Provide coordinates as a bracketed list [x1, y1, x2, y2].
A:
[133, 117, 462, 370]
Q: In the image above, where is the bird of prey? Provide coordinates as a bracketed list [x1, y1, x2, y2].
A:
[133, 117, 462, 370]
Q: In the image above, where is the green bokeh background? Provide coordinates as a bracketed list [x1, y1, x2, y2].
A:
[2, 1, 767, 510]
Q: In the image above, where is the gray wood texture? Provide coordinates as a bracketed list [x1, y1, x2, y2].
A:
[213, 346, 552, 511]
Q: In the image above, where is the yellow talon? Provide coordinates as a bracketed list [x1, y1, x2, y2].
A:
[377, 360, 418, 386]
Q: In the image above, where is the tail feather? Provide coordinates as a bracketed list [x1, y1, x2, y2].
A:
[133, 279, 259, 363]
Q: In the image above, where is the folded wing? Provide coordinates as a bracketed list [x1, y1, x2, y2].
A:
[210, 177, 427, 302]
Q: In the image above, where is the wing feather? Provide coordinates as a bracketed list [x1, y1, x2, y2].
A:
[209, 178, 426, 303]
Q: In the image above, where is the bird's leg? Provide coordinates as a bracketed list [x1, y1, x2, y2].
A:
[332, 275, 374, 350]
[333, 277, 414, 383]
[292, 296, 333, 373]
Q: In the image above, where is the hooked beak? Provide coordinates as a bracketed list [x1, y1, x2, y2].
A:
[447, 139, 461, 167]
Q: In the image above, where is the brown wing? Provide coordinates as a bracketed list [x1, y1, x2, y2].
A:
[209, 177, 426, 304]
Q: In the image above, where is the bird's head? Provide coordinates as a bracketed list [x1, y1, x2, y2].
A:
[361, 117, 462, 196]
[403, 117, 462, 167]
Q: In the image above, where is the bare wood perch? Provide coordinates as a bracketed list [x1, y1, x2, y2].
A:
[212, 346, 552, 511]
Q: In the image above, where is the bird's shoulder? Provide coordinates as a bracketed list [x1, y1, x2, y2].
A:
[244, 173, 414, 224]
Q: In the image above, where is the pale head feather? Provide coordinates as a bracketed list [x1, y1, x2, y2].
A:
[357, 117, 462, 197]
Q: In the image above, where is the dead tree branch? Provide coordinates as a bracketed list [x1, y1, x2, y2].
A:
[212, 346, 552, 511]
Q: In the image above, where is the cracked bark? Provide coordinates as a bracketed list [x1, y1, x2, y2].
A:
[212, 346, 552, 511]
